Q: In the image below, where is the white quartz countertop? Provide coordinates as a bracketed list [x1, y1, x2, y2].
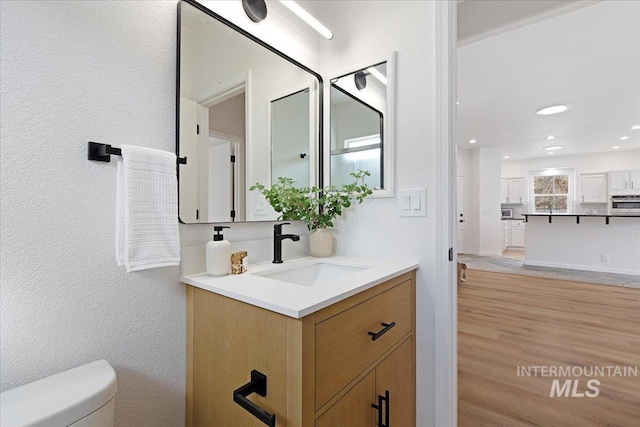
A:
[181, 256, 419, 319]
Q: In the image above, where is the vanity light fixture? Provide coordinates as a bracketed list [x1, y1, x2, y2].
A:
[536, 104, 570, 115]
[632, 125, 640, 130]
[367, 67, 387, 85]
[620, 136, 629, 140]
[612, 146, 620, 149]
[544, 145, 563, 151]
[279, 0, 334, 40]
[546, 135, 555, 140]
[242, 0, 267, 22]
[469, 139, 477, 144]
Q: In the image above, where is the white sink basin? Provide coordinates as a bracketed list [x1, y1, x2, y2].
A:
[253, 262, 369, 286]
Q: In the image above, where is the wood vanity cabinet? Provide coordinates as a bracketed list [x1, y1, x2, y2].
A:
[186, 270, 416, 427]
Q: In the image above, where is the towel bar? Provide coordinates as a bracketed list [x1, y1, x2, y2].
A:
[88, 142, 187, 165]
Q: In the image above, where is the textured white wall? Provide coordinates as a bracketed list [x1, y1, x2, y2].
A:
[314, 2, 438, 425]
[0, 2, 185, 426]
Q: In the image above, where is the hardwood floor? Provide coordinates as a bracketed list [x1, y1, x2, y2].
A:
[458, 269, 640, 426]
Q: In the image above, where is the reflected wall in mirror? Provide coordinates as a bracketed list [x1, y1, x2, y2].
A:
[329, 54, 395, 197]
[178, 0, 321, 223]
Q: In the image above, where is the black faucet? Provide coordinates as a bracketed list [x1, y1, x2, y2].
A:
[273, 222, 300, 263]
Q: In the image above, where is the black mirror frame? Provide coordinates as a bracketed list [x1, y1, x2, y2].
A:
[176, 0, 324, 224]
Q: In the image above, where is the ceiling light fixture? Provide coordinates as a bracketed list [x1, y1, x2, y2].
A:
[280, 1, 334, 40]
[612, 146, 620, 149]
[242, 0, 267, 22]
[548, 152, 554, 155]
[536, 104, 570, 115]
[544, 145, 563, 151]
[620, 136, 629, 140]
[366, 67, 387, 85]
[469, 139, 477, 144]
[631, 125, 640, 130]
[504, 156, 510, 159]
[546, 135, 555, 140]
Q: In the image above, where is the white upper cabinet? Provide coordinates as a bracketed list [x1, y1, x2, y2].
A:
[609, 170, 640, 195]
[500, 179, 508, 204]
[501, 177, 524, 204]
[579, 173, 607, 203]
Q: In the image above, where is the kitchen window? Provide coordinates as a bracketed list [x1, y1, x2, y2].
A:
[530, 169, 574, 213]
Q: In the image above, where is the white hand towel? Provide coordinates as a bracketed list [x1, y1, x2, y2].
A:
[116, 145, 180, 272]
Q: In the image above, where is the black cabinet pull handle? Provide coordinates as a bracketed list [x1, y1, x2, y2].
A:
[368, 322, 396, 341]
[371, 390, 390, 427]
[233, 370, 276, 427]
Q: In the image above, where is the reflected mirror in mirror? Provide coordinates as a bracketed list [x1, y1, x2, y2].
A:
[177, 0, 321, 223]
[330, 61, 391, 193]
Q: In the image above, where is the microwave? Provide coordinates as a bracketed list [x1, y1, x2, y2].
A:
[610, 195, 640, 214]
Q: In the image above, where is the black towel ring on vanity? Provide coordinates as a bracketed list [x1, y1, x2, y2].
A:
[87, 141, 187, 165]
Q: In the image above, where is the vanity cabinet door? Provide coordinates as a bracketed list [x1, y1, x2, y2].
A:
[376, 338, 414, 427]
[315, 371, 376, 427]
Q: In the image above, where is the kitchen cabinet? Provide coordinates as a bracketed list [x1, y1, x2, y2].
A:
[186, 272, 416, 427]
[510, 220, 526, 248]
[609, 170, 640, 195]
[501, 177, 525, 204]
[579, 173, 607, 203]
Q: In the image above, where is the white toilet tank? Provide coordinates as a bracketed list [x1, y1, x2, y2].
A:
[0, 360, 116, 427]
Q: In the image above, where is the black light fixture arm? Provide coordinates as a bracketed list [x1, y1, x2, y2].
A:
[87, 141, 187, 165]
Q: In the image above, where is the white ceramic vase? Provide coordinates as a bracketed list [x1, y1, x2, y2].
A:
[310, 228, 332, 257]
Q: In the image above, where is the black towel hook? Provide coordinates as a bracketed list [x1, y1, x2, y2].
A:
[87, 142, 187, 165]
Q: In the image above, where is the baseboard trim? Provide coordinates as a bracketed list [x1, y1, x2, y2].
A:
[524, 260, 640, 277]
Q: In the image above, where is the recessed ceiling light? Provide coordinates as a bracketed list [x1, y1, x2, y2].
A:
[536, 105, 570, 115]
[548, 152, 554, 155]
[612, 146, 620, 149]
[631, 125, 640, 130]
[620, 136, 629, 140]
[503, 156, 510, 159]
[546, 135, 555, 140]
[544, 145, 563, 151]
[457, 101, 460, 105]
[469, 139, 477, 144]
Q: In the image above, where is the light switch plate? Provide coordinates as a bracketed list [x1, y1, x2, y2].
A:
[398, 189, 426, 217]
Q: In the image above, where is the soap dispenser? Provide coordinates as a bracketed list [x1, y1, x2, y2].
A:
[206, 226, 231, 276]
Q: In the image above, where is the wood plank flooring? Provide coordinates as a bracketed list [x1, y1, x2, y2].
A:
[458, 270, 640, 426]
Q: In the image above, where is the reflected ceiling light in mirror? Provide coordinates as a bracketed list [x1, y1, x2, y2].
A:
[546, 135, 555, 140]
[612, 146, 620, 149]
[632, 125, 640, 130]
[242, 0, 267, 22]
[279, 1, 334, 40]
[544, 145, 563, 151]
[469, 139, 476, 144]
[536, 104, 570, 115]
[367, 67, 387, 85]
[354, 71, 367, 90]
[620, 136, 629, 140]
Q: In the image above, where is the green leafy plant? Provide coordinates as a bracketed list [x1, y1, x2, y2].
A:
[250, 170, 373, 231]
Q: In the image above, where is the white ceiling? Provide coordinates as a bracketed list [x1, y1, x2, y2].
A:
[457, 0, 640, 161]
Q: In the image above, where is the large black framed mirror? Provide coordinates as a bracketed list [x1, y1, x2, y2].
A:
[177, 0, 323, 224]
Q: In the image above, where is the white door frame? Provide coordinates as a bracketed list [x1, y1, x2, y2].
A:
[435, 1, 457, 426]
